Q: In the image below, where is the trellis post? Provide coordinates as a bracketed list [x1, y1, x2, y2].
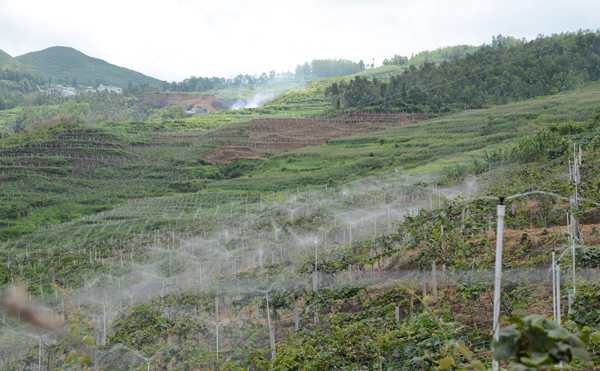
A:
[492, 200, 505, 371]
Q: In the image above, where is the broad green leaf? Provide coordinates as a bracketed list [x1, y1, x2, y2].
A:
[82, 335, 96, 346]
[437, 356, 455, 370]
[64, 352, 78, 365]
[469, 360, 486, 370]
[570, 346, 591, 362]
[80, 355, 92, 366]
[455, 341, 473, 360]
[520, 353, 549, 366]
[590, 331, 600, 345]
[547, 327, 571, 341]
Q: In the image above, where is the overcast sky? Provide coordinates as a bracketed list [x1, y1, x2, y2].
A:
[1, 0, 599, 81]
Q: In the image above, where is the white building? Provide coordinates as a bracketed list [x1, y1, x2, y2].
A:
[97, 84, 123, 94]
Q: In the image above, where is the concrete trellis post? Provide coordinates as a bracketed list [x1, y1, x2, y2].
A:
[215, 295, 220, 362]
[265, 292, 276, 359]
[312, 237, 319, 292]
[492, 202, 506, 371]
[293, 305, 300, 332]
[37, 336, 42, 371]
[556, 265, 561, 326]
[552, 252, 557, 321]
[431, 261, 438, 300]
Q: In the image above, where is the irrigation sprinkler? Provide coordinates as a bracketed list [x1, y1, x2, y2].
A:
[485, 189, 581, 371]
[485, 180, 592, 371]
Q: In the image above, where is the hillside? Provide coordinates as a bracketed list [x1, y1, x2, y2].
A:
[0, 49, 14, 65]
[264, 44, 485, 116]
[2, 31, 600, 369]
[15, 46, 163, 88]
[327, 31, 600, 112]
[1, 77, 600, 368]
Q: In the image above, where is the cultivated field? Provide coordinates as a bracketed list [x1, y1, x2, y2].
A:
[201, 113, 427, 164]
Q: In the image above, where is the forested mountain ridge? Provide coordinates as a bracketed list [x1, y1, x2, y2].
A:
[15, 46, 163, 88]
[326, 31, 600, 112]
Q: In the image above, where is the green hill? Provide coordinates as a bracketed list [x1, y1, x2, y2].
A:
[15, 46, 163, 88]
[0, 49, 14, 65]
[327, 31, 600, 112]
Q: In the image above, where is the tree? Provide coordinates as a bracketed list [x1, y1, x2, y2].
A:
[325, 31, 600, 112]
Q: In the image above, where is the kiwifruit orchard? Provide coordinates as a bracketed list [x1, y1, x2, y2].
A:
[1, 30, 600, 370]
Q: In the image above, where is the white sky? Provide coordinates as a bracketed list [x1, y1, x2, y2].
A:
[1, 0, 599, 81]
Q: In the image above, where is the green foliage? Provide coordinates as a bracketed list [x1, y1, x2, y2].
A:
[295, 59, 365, 80]
[383, 44, 479, 66]
[15, 46, 162, 88]
[435, 341, 486, 370]
[0, 66, 48, 110]
[382, 54, 409, 66]
[326, 32, 600, 112]
[164, 72, 279, 92]
[571, 284, 600, 328]
[48, 309, 98, 370]
[577, 247, 600, 268]
[1, 94, 154, 132]
[273, 311, 466, 370]
[510, 128, 568, 162]
[494, 315, 590, 369]
[109, 304, 172, 354]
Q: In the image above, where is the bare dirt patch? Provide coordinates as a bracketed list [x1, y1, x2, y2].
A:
[201, 113, 427, 164]
[140, 93, 225, 113]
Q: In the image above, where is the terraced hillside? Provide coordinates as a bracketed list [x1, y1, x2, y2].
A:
[1, 75, 600, 369]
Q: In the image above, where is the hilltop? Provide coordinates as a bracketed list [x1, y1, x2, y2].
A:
[0, 49, 14, 65]
[15, 46, 163, 88]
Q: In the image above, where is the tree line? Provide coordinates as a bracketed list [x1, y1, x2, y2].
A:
[383, 44, 481, 67]
[0, 67, 49, 109]
[168, 58, 368, 92]
[326, 32, 600, 112]
[162, 71, 282, 92]
[295, 59, 365, 80]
